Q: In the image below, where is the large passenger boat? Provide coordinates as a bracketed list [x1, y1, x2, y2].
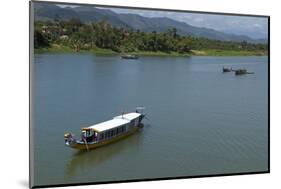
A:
[64, 107, 145, 150]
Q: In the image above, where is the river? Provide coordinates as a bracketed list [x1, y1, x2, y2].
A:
[31, 54, 268, 186]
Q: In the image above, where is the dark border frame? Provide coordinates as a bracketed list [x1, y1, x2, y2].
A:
[29, 0, 270, 188]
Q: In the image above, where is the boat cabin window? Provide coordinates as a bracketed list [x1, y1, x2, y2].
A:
[100, 133, 104, 140]
[105, 131, 109, 139]
[113, 129, 116, 136]
[116, 127, 121, 135]
[100, 125, 129, 140]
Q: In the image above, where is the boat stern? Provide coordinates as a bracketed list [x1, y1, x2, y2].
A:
[136, 107, 145, 120]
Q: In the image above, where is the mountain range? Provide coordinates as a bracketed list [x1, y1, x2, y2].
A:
[34, 3, 267, 44]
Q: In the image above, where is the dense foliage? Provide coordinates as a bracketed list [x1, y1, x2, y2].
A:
[34, 19, 268, 54]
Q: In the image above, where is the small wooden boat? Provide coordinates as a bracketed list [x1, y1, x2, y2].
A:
[121, 54, 139, 59]
[235, 69, 247, 75]
[64, 107, 145, 150]
[235, 69, 254, 75]
[222, 67, 233, 73]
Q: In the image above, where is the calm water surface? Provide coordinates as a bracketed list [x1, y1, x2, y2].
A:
[31, 54, 268, 186]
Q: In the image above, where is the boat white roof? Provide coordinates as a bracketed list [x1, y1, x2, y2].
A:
[88, 112, 141, 132]
[114, 112, 141, 121]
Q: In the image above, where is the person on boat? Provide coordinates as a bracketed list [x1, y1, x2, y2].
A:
[81, 130, 90, 143]
[81, 130, 86, 142]
[93, 132, 98, 142]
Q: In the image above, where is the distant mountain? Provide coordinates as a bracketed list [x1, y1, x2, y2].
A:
[34, 3, 267, 44]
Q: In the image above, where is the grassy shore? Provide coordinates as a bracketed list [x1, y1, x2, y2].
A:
[34, 44, 118, 55]
[35, 44, 267, 56]
[191, 49, 268, 56]
[34, 44, 191, 56]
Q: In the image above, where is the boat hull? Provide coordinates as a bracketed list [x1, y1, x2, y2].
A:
[67, 125, 141, 150]
[121, 55, 138, 59]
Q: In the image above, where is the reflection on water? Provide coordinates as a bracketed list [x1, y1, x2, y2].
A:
[65, 129, 144, 179]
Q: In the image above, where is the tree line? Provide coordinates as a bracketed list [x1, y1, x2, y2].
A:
[34, 19, 268, 53]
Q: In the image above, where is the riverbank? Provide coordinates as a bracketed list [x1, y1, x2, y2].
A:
[34, 44, 118, 55]
[191, 49, 267, 56]
[35, 44, 267, 56]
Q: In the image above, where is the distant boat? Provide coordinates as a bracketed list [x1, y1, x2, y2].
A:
[222, 67, 254, 75]
[64, 107, 146, 150]
[121, 54, 139, 59]
[234, 69, 255, 75]
[222, 67, 233, 73]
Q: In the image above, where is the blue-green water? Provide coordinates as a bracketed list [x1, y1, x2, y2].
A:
[31, 54, 268, 186]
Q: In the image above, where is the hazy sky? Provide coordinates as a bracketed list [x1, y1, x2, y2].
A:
[98, 7, 268, 39]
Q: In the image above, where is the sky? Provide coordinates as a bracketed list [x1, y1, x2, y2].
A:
[57, 4, 268, 39]
[98, 7, 268, 39]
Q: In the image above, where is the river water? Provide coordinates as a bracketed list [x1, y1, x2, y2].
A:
[31, 54, 268, 186]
